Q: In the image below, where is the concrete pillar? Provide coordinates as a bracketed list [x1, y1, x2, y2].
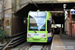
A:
[0, 4, 2, 20]
[4, 0, 12, 36]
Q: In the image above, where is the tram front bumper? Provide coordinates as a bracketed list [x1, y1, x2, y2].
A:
[27, 37, 47, 42]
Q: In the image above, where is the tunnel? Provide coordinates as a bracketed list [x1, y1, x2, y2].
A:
[13, 3, 65, 36]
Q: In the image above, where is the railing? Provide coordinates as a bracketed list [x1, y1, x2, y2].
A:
[1, 31, 27, 50]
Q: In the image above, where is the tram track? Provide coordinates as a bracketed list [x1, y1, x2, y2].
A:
[28, 43, 51, 50]
[19, 42, 52, 50]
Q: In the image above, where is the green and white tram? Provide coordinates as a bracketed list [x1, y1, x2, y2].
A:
[27, 10, 53, 42]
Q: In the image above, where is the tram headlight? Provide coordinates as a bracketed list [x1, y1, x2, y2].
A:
[28, 34, 31, 36]
[43, 34, 46, 37]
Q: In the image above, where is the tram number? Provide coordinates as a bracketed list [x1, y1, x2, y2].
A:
[34, 34, 39, 36]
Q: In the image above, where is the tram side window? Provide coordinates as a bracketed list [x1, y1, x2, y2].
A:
[47, 21, 51, 33]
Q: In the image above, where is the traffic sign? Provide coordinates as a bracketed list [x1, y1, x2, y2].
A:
[71, 11, 75, 14]
[71, 9, 75, 14]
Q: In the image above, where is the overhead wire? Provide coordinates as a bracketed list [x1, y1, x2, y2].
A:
[30, 0, 40, 10]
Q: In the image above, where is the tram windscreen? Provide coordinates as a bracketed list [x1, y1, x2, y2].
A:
[29, 12, 47, 31]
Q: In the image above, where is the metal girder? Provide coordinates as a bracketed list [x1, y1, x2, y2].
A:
[28, 0, 75, 3]
[49, 11, 63, 13]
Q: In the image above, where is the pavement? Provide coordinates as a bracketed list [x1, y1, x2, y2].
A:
[51, 34, 75, 50]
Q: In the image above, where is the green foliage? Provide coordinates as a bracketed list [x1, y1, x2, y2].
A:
[0, 18, 6, 40]
[0, 29, 6, 40]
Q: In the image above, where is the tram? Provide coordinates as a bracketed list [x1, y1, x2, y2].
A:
[27, 10, 53, 42]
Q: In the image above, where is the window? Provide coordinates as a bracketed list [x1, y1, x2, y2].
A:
[29, 12, 47, 31]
